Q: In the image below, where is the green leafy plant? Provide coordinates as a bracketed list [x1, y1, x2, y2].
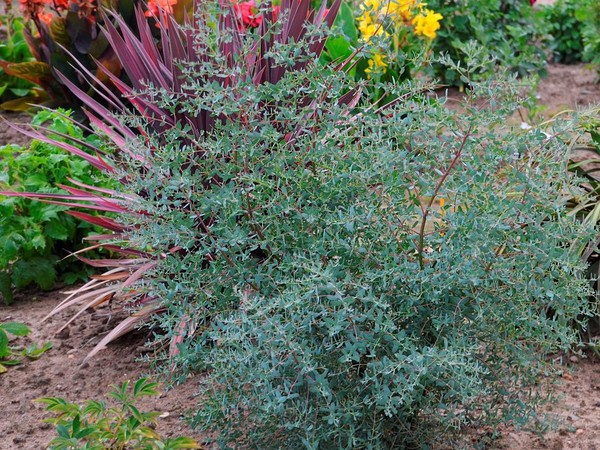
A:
[426, 0, 548, 86]
[538, 0, 585, 64]
[0, 108, 113, 304]
[575, 0, 600, 74]
[0, 14, 41, 110]
[0, 321, 52, 373]
[38, 377, 200, 450]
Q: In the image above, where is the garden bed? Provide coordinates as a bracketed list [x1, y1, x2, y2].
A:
[1, 62, 600, 449]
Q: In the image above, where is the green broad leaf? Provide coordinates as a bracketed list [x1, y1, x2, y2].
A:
[0, 329, 10, 358]
[88, 33, 110, 60]
[0, 93, 46, 111]
[73, 427, 95, 440]
[83, 400, 106, 416]
[62, 271, 87, 285]
[12, 257, 57, 290]
[334, 2, 358, 43]
[0, 322, 30, 336]
[56, 423, 70, 439]
[22, 342, 53, 359]
[325, 36, 353, 62]
[38, 204, 64, 222]
[36, 396, 70, 411]
[133, 378, 159, 397]
[45, 221, 69, 240]
[49, 16, 70, 47]
[30, 234, 46, 251]
[0, 84, 7, 97]
[71, 414, 81, 435]
[24, 173, 50, 189]
[1, 233, 23, 262]
[0, 60, 52, 85]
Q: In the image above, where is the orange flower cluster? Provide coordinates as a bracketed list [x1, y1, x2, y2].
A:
[19, 0, 95, 24]
[145, 0, 178, 18]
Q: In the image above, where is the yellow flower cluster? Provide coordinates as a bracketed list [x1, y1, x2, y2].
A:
[357, 0, 442, 75]
[412, 8, 443, 40]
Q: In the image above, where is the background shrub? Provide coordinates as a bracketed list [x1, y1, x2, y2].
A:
[577, 0, 600, 74]
[426, 0, 548, 86]
[322, 0, 443, 102]
[538, 0, 585, 64]
[565, 109, 600, 345]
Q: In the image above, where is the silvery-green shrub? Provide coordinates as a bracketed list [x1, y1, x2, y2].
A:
[109, 16, 592, 450]
[125, 70, 593, 449]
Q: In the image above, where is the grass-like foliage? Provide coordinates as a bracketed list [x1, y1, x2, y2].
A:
[38, 377, 200, 449]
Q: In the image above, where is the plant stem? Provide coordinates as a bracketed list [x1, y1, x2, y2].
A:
[417, 126, 471, 269]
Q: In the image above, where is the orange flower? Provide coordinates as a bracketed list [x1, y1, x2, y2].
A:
[19, 0, 46, 20]
[145, 0, 178, 17]
[38, 11, 54, 24]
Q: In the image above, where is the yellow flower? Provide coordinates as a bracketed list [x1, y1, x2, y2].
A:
[358, 16, 380, 41]
[361, 0, 381, 13]
[365, 53, 388, 76]
[387, 0, 417, 22]
[358, 6, 392, 43]
[412, 9, 443, 39]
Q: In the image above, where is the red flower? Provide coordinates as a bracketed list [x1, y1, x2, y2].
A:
[235, 0, 262, 29]
[530, 0, 536, 4]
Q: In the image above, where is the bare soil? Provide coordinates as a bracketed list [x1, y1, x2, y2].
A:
[535, 63, 600, 117]
[1, 62, 600, 450]
[0, 288, 203, 450]
[0, 112, 35, 149]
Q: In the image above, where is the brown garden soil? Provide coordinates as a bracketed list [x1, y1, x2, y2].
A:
[2, 62, 600, 450]
[0, 287, 204, 450]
